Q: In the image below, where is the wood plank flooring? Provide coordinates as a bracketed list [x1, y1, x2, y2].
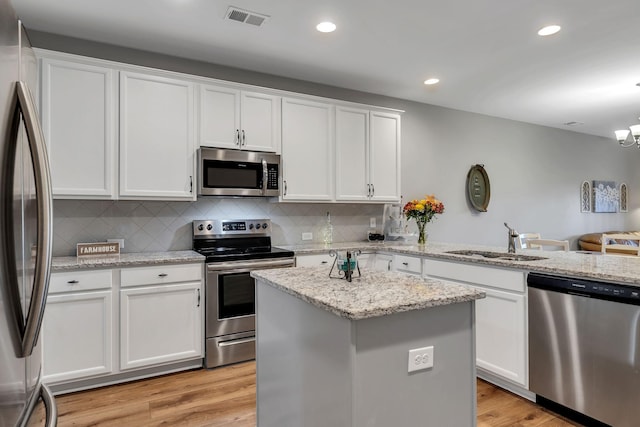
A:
[35, 362, 580, 426]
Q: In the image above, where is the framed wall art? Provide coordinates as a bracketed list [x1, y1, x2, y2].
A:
[592, 180, 618, 213]
[619, 182, 628, 213]
[580, 181, 591, 213]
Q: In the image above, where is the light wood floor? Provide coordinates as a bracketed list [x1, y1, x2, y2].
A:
[37, 361, 580, 426]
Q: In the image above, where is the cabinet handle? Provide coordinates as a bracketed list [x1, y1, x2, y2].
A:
[283, 180, 287, 196]
[321, 261, 328, 264]
[402, 262, 409, 266]
[189, 175, 193, 193]
[197, 289, 201, 307]
[158, 273, 168, 277]
[241, 129, 246, 146]
[67, 280, 79, 284]
[236, 129, 240, 145]
[371, 184, 375, 197]
[387, 260, 392, 271]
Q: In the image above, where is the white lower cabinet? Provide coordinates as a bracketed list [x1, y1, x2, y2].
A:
[393, 254, 422, 275]
[43, 263, 203, 392]
[120, 282, 202, 370]
[423, 258, 528, 389]
[295, 253, 333, 267]
[42, 290, 113, 384]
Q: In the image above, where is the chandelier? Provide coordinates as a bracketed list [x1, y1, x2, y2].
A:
[615, 120, 640, 147]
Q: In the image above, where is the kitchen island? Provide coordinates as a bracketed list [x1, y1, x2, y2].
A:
[251, 267, 485, 427]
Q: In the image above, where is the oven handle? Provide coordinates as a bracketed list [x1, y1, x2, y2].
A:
[207, 258, 295, 272]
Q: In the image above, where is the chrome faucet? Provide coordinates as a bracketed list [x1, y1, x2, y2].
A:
[504, 223, 519, 253]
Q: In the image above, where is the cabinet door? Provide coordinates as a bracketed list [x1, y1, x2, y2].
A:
[281, 98, 333, 201]
[120, 282, 202, 370]
[240, 91, 280, 153]
[40, 57, 117, 199]
[369, 111, 400, 202]
[472, 286, 527, 387]
[199, 84, 241, 149]
[42, 290, 113, 383]
[120, 71, 195, 200]
[335, 106, 369, 201]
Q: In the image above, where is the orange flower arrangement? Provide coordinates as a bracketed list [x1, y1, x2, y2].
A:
[403, 195, 445, 245]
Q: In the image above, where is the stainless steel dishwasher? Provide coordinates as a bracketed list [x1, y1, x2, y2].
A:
[528, 273, 640, 427]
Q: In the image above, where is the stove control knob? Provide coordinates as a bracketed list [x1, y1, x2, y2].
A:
[206, 224, 213, 231]
[198, 224, 204, 231]
[262, 223, 268, 229]
[249, 224, 254, 230]
[255, 223, 261, 229]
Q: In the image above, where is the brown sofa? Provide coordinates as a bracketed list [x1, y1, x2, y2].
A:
[578, 231, 640, 254]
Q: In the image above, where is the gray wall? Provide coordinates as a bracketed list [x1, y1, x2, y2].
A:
[30, 31, 640, 255]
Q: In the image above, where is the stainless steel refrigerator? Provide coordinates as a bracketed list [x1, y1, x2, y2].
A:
[0, 0, 56, 425]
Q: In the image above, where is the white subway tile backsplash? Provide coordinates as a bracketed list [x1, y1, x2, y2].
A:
[52, 199, 384, 256]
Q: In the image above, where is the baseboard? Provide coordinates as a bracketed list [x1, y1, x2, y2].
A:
[47, 358, 203, 395]
[477, 369, 535, 401]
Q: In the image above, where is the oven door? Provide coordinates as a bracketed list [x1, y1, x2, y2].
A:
[206, 258, 294, 338]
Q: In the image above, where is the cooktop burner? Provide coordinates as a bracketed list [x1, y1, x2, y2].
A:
[192, 219, 294, 263]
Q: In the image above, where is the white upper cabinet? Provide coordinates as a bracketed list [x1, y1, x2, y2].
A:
[199, 85, 280, 153]
[335, 107, 401, 203]
[369, 111, 401, 202]
[281, 97, 334, 201]
[40, 57, 117, 199]
[335, 106, 369, 201]
[119, 71, 196, 200]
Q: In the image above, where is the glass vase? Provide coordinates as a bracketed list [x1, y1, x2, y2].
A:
[417, 221, 427, 246]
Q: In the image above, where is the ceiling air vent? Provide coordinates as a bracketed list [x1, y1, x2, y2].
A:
[225, 6, 269, 27]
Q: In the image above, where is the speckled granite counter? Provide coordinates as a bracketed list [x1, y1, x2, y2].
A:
[282, 241, 640, 287]
[51, 250, 204, 271]
[251, 267, 484, 320]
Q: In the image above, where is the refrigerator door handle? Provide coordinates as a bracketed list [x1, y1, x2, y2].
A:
[6, 81, 54, 357]
[40, 383, 58, 427]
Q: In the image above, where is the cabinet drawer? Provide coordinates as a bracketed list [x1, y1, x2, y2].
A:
[394, 255, 422, 275]
[295, 254, 333, 267]
[49, 270, 113, 294]
[121, 264, 202, 287]
[423, 259, 525, 292]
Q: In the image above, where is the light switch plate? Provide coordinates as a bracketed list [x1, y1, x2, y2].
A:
[408, 346, 434, 372]
[370, 217, 376, 228]
[302, 232, 313, 241]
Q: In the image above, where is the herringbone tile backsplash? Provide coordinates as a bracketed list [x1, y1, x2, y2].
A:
[52, 199, 384, 256]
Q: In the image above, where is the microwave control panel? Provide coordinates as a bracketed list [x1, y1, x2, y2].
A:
[267, 164, 279, 189]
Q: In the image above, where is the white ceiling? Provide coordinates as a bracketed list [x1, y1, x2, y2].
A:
[13, 0, 640, 138]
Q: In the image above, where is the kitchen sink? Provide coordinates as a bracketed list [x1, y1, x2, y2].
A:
[444, 250, 548, 262]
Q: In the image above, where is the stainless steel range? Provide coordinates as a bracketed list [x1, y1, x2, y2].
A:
[193, 219, 294, 368]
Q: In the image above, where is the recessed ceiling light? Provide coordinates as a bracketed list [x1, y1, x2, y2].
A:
[538, 25, 561, 36]
[424, 78, 440, 85]
[316, 21, 336, 33]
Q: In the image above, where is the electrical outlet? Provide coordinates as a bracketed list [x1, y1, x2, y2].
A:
[408, 346, 434, 372]
[370, 217, 376, 228]
[302, 232, 313, 241]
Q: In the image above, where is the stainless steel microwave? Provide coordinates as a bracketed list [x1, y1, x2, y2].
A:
[197, 147, 281, 197]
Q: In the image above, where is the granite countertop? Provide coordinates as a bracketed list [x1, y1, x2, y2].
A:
[251, 267, 485, 320]
[51, 250, 205, 271]
[283, 241, 640, 287]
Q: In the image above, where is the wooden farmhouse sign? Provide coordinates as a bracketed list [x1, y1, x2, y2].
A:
[77, 242, 120, 257]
